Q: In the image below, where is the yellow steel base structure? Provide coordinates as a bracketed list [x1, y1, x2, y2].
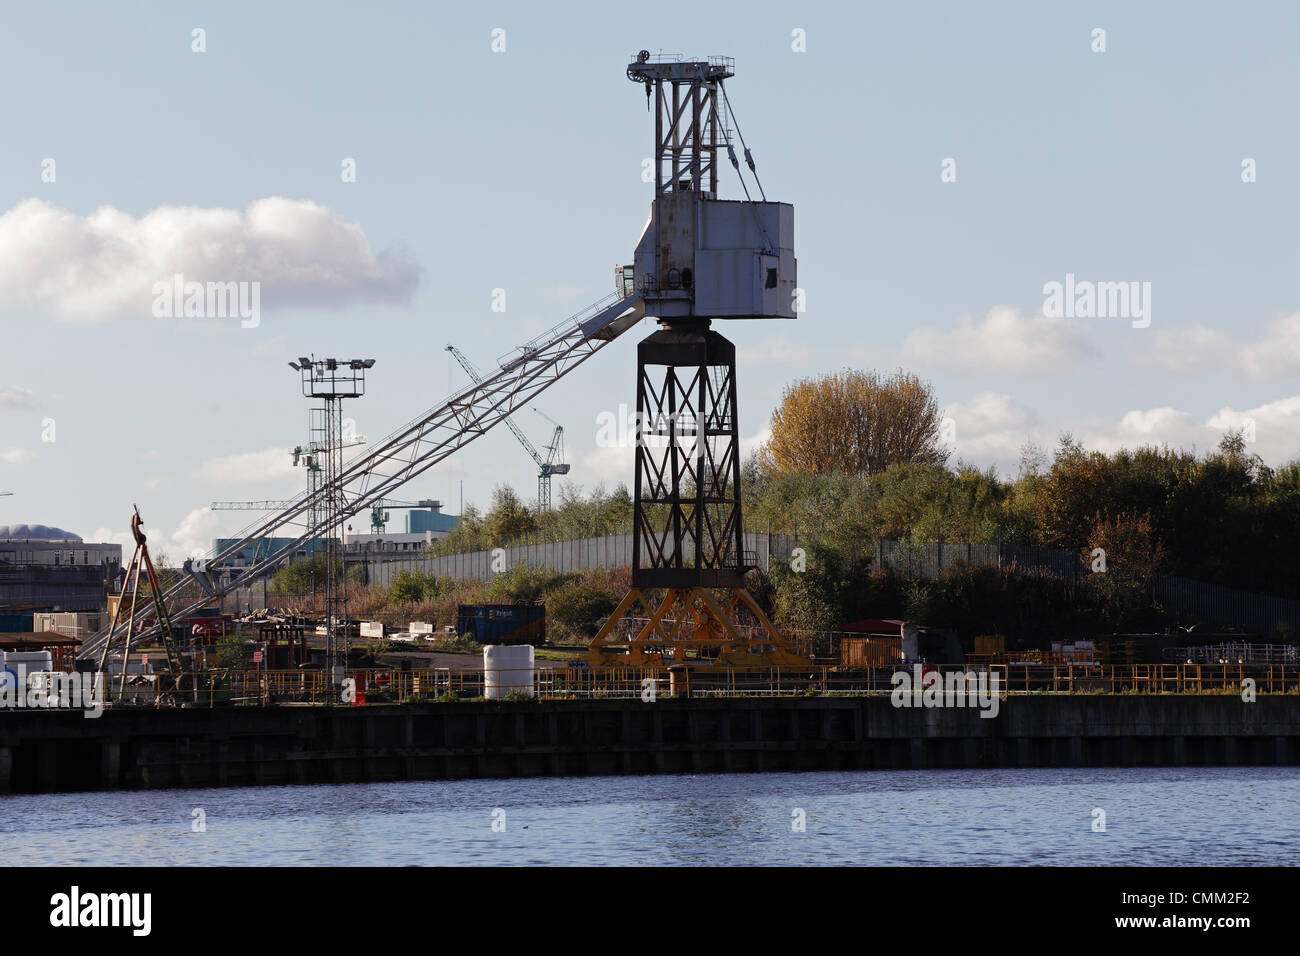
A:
[587, 587, 811, 668]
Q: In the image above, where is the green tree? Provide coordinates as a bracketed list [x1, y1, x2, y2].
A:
[1083, 510, 1166, 628]
[482, 485, 537, 545]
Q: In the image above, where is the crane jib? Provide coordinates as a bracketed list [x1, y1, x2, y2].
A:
[78, 293, 645, 660]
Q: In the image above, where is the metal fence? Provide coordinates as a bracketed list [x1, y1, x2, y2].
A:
[1162, 642, 1300, 664]
[363, 534, 1087, 585]
[870, 539, 1084, 580]
[1153, 576, 1300, 638]
[359, 532, 1300, 637]
[47, 662, 1300, 709]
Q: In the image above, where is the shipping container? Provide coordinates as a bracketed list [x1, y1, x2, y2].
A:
[456, 604, 545, 646]
[0, 611, 33, 632]
[840, 636, 903, 669]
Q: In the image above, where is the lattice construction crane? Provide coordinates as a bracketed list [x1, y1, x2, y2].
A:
[210, 435, 366, 515]
[445, 344, 570, 510]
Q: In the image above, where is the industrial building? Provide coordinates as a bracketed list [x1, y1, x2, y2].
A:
[211, 536, 326, 568]
[344, 531, 448, 555]
[0, 525, 121, 568]
[344, 500, 459, 557]
[0, 525, 121, 614]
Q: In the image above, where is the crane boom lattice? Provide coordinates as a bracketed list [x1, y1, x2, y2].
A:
[79, 293, 643, 661]
[445, 344, 571, 510]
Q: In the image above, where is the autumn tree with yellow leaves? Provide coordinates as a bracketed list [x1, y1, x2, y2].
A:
[757, 369, 949, 477]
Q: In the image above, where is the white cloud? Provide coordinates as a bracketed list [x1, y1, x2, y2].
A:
[0, 448, 33, 464]
[1239, 315, 1300, 381]
[169, 507, 221, 560]
[740, 426, 771, 461]
[0, 386, 36, 410]
[199, 447, 298, 483]
[92, 507, 222, 562]
[1141, 314, 1300, 382]
[0, 197, 420, 322]
[89, 527, 136, 552]
[934, 393, 1300, 474]
[739, 339, 812, 365]
[1081, 407, 1206, 455]
[1208, 396, 1300, 462]
[580, 442, 634, 485]
[1138, 326, 1236, 377]
[1074, 400, 1299, 464]
[903, 305, 1094, 375]
[941, 392, 1037, 471]
[945, 392, 1035, 435]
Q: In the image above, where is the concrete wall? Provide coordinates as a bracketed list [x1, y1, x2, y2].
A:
[1, 695, 1296, 793]
[365, 532, 800, 585]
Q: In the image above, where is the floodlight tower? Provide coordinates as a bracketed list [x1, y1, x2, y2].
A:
[288, 355, 374, 682]
[589, 52, 802, 667]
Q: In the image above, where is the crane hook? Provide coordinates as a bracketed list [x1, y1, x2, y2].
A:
[130, 506, 147, 547]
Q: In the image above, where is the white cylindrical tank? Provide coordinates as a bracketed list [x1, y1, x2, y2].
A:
[483, 645, 535, 699]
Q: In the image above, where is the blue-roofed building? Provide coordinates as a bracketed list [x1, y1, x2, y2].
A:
[212, 536, 328, 569]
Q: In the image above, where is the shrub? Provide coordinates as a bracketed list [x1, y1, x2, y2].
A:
[486, 563, 568, 603]
[546, 579, 617, 640]
[430, 633, 482, 655]
[388, 569, 448, 603]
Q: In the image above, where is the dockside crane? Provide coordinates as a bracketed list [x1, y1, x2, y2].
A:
[82, 50, 793, 672]
[445, 344, 570, 510]
[80, 291, 644, 664]
[368, 498, 442, 533]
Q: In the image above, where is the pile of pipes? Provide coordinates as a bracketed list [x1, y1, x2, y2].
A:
[236, 608, 316, 627]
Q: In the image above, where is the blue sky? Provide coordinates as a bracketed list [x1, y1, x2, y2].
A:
[2, 1, 1298, 557]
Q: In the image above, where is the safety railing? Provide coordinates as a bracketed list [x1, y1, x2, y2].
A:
[14, 661, 1292, 710]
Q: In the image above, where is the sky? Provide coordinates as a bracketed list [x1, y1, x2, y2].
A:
[1, 1, 1298, 559]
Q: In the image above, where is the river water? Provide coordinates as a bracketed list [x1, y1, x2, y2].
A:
[4, 767, 1297, 866]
